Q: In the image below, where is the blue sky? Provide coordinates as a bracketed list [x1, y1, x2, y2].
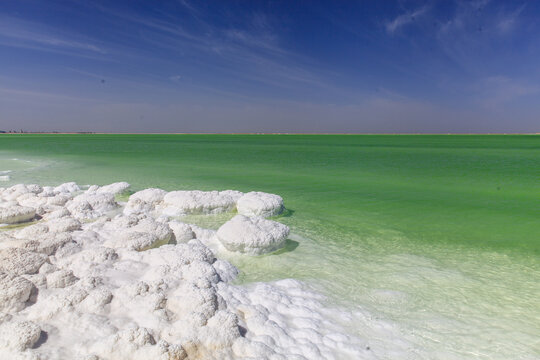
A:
[1, 0, 539, 133]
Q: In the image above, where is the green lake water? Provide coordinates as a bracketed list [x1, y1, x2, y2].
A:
[1, 134, 539, 358]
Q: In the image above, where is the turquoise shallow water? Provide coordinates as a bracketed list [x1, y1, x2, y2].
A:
[0, 134, 539, 358]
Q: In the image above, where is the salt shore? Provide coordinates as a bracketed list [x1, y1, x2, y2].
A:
[0, 182, 368, 359]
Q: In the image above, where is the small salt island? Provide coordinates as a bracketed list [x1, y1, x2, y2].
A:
[0, 182, 365, 359]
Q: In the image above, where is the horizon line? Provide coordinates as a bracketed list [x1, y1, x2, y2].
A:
[0, 132, 539, 135]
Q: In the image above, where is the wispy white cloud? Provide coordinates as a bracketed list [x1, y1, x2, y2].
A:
[89, 5, 332, 92]
[169, 75, 182, 82]
[0, 16, 105, 54]
[385, 6, 428, 34]
[67, 68, 106, 80]
[496, 4, 526, 34]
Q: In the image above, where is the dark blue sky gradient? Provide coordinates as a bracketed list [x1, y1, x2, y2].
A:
[1, 0, 539, 133]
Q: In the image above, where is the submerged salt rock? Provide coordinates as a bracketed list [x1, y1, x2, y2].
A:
[160, 190, 242, 216]
[0, 248, 48, 275]
[237, 191, 284, 217]
[0, 205, 35, 224]
[0, 273, 35, 312]
[168, 221, 195, 243]
[95, 182, 131, 195]
[217, 215, 290, 255]
[0, 320, 42, 350]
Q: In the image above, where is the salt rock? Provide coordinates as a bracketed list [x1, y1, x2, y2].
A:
[2, 184, 43, 201]
[78, 287, 113, 313]
[54, 182, 80, 194]
[22, 232, 73, 256]
[124, 188, 167, 215]
[168, 221, 195, 243]
[0, 320, 42, 350]
[167, 283, 219, 324]
[0, 248, 48, 275]
[12, 223, 49, 239]
[40, 186, 56, 197]
[103, 216, 173, 250]
[46, 269, 78, 288]
[16, 194, 48, 209]
[46, 193, 72, 206]
[160, 190, 243, 216]
[116, 232, 162, 251]
[91, 328, 187, 360]
[94, 182, 131, 195]
[0, 205, 35, 224]
[212, 259, 239, 283]
[46, 217, 81, 233]
[67, 193, 118, 219]
[217, 215, 290, 255]
[0, 273, 35, 312]
[42, 207, 71, 220]
[237, 191, 284, 217]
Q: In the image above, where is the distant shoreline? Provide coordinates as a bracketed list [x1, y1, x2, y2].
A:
[0, 132, 538, 135]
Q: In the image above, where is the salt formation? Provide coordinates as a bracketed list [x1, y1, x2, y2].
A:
[236, 191, 284, 217]
[0, 205, 35, 224]
[160, 190, 243, 216]
[217, 215, 290, 255]
[0, 182, 365, 359]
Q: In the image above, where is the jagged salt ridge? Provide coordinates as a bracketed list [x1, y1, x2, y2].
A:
[0, 182, 370, 360]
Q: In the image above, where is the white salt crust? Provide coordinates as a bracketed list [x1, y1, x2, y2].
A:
[0, 182, 368, 359]
[217, 215, 290, 255]
[237, 191, 284, 217]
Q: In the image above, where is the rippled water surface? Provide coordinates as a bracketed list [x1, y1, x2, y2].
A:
[1, 134, 539, 358]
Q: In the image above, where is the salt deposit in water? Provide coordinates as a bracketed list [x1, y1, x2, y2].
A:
[0, 182, 367, 359]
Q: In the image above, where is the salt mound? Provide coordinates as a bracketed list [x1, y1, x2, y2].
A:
[93, 182, 131, 195]
[54, 182, 80, 194]
[0, 273, 35, 312]
[0, 182, 367, 359]
[217, 215, 290, 255]
[124, 188, 167, 215]
[168, 220, 195, 243]
[0, 248, 48, 275]
[160, 190, 243, 216]
[0, 320, 42, 351]
[0, 205, 35, 224]
[237, 191, 284, 217]
[67, 193, 118, 219]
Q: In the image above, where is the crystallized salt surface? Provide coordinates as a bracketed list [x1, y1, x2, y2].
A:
[0, 205, 35, 224]
[0, 182, 368, 360]
[92, 182, 131, 195]
[123, 188, 167, 215]
[160, 190, 243, 216]
[236, 191, 284, 217]
[217, 215, 290, 255]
